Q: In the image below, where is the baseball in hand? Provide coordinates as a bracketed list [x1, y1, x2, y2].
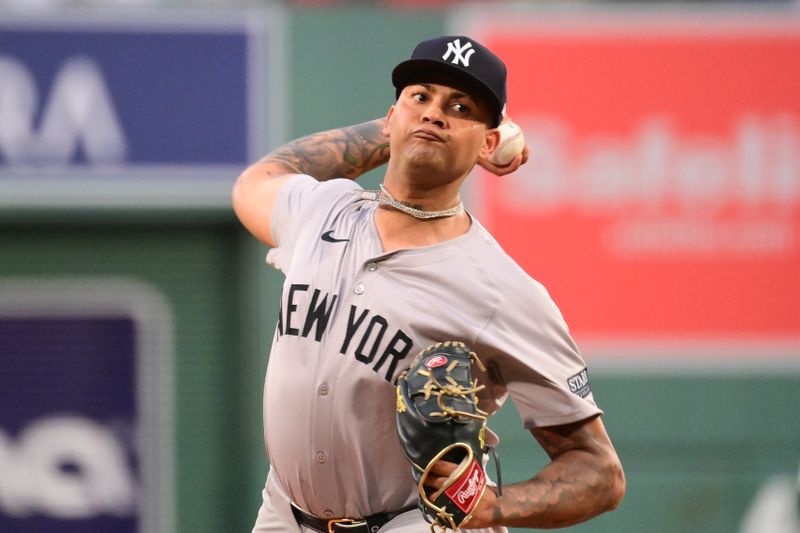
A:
[488, 122, 525, 166]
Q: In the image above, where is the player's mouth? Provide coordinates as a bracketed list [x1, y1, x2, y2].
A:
[412, 128, 445, 142]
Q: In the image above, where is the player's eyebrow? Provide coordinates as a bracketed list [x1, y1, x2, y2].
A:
[418, 83, 471, 101]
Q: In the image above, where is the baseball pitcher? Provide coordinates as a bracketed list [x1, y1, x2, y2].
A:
[234, 35, 625, 533]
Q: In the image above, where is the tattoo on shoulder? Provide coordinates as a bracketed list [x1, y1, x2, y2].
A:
[260, 119, 389, 181]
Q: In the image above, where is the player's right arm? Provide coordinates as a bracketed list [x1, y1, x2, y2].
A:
[232, 118, 390, 247]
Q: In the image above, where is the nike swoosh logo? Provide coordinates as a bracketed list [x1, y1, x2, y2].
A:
[321, 230, 349, 243]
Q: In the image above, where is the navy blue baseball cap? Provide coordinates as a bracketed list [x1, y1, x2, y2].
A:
[392, 35, 507, 127]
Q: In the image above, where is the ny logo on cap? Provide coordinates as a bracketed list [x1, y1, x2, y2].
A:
[442, 38, 475, 67]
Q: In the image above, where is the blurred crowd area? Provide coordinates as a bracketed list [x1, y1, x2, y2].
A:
[0, 0, 795, 9]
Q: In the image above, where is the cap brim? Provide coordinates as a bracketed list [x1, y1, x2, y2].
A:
[392, 59, 502, 127]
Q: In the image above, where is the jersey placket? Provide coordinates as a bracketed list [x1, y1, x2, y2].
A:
[304, 256, 383, 515]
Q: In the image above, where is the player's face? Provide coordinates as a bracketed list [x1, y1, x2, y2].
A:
[384, 82, 498, 183]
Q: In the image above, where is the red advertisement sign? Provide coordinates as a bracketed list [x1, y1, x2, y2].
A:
[468, 15, 800, 355]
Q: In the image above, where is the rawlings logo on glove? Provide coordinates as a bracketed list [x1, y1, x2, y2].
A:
[395, 341, 495, 532]
[446, 459, 486, 512]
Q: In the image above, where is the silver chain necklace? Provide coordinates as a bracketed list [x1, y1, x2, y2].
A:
[353, 184, 464, 220]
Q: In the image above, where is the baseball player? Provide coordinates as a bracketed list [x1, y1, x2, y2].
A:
[234, 35, 625, 532]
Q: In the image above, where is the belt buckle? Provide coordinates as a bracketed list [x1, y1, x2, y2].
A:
[327, 517, 363, 532]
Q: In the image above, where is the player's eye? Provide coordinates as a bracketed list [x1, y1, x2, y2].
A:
[411, 91, 428, 103]
[452, 102, 471, 115]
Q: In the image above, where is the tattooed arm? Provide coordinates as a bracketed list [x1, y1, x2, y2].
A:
[428, 415, 625, 529]
[256, 118, 389, 181]
[232, 118, 389, 246]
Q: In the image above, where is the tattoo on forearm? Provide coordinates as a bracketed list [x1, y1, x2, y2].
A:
[260, 119, 389, 181]
[491, 421, 622, 528]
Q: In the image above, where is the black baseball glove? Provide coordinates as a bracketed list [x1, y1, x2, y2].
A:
[395, 341, 493, 532]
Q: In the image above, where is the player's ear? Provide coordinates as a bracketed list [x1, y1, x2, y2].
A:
[383, 106, 396, 135]
[479, 127, 500, 160]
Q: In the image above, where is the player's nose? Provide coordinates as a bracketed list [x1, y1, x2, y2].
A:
[420, 101, 446, 128]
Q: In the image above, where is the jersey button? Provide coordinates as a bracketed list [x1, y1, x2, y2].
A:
[353, 283, 365, 295]
[315, 452, 327, 464]
[318, 383, 329, 396]
[323, 510, 334, 518]
[367, 262, 378, 272]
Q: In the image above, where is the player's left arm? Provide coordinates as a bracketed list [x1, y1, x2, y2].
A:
[429, 415, 625, 529]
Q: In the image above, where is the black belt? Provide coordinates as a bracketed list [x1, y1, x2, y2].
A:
[290, 502, 417, 533]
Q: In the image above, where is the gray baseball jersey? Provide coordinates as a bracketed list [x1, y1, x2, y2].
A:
[261, 174, 601, 519]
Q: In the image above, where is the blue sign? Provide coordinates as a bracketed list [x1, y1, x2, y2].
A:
[0, 29, 249, 166]
[0, 317, 138, 531]
[0, 281, 174, 533]
[0, 11, 280, 207]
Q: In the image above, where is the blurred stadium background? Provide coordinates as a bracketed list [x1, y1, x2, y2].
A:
[1, 1, 799, 532]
